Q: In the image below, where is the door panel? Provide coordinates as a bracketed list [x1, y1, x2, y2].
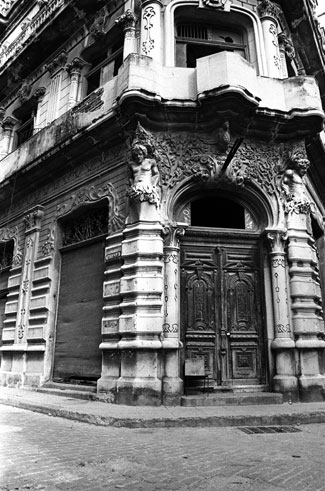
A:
[53, 239, 104, 382]
[181, 232, 266, 389]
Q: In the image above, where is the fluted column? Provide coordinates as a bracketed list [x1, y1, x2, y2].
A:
[0, 116, 17, 159]
[140, 0, 163, 63]
[161, 225, 186, 405]
[258, 0, 282, 78]
[33, 87, 46, 133]
[266, 229, 297, 399]
[66, 57, 85, 109]
[116, 9, 138, 60]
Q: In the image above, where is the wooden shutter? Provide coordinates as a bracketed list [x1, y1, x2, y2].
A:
[53, 239, 104, 382]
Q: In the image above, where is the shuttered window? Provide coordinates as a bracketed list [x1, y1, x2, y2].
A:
[53, 238, 105, 382]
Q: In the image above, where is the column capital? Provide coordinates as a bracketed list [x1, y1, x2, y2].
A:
[140, 0, 163, 7]
[115, 9, 138, 31]
[65, 57, 86, 75]
[162, 224, 187, 248]
[257, 0, 280, 20]
[266, 228, 288, 253]
[1, 115, 17, 130]
[23, 205, 44, 233]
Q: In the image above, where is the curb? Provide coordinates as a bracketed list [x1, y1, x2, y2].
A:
[2, 397, 325, 428]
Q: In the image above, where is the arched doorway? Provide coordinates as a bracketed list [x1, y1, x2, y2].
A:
[179, 194, 268, 390]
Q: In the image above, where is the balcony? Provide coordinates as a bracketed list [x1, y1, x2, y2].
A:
[0, 52, 323, 187]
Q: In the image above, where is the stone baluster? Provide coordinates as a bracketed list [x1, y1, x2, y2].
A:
[161, 225, 187, 405]
[116, 9, 138, 60]
[266, 229, 297, 399]
[66, 58, 85, 109]
[140, 0, 163, 63]
[0, 116, 17, 159]
[258, 0, 282, 78]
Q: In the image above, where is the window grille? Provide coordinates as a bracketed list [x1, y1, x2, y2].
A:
[177, 23, 208, 40]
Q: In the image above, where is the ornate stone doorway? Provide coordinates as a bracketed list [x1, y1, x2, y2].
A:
[180, 228, 266, 390]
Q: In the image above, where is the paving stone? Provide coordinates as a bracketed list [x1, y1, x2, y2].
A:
[1, 405, 325, 491]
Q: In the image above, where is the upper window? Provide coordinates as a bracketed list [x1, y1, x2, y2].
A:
[86, 40, 123, 96]
[176, 22, 247, 68]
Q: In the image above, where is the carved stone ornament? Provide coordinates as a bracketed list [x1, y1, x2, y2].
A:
[56, 182, 125, 234]
[65, 57, 85, 75]
[142, 6, 155, 55]
[131, 124, 283, 195]
[0, 107, 5, 122]
[279, 142, 311, 214]
[0, 226, 22, 267]
[278, 33, 295, 60]
[17, 83, 32, 103]
[128, 125, 161, 207]
[71, 88, 104, 114]
[257, 0, 280, 19]
[266, 229, 288, 254]
[89, 8, 107, 40]
[45, 51, 68, 75]
[115, 9, 137, 30]
[23, 207, 44, 232]
[41, 224, 55, 256]
[162, 225, 187, 248]
[1, 115, 17, 130]
[0, 0, 17, 16]
[199, 0, 232, 11]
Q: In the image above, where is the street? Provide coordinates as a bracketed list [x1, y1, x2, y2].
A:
[0, 404, 324, 491]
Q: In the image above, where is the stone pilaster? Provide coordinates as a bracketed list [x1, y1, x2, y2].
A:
[287, 211, 325, 401]
[116, 221, 164, 405]
[97, 231, 123, 401]
[266, 229, 298, 399]
[116, 9, 138, 60]
[140, 0, 163, 63]
[161, 225, 186, 405]
[33, 87, 46, 133]
[257, 0, 282, 78]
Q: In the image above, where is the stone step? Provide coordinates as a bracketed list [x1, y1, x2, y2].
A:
[37, 382, 97, 401]
[181, 392, 283, 407]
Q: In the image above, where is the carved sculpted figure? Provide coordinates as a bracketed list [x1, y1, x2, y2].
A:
[281, 152, 310, 213]
[128, 143, 160, 206]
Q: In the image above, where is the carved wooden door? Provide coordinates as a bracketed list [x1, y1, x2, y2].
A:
[180, 232, 266, 388]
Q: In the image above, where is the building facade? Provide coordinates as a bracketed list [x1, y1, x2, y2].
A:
[0, 0, 325, 405]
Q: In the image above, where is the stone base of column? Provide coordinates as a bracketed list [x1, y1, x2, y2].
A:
[116, 377, 162, 406]
[97, 349, 120, 401]
[272, 375, 299, 402]
[298, 375, 325, 402]
[162, 377, 183, 406]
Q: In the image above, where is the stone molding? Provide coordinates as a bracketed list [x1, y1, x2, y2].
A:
[0, 0, 67, 69]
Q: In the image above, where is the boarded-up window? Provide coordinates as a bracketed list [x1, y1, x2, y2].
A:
[53, 239, 105, 382]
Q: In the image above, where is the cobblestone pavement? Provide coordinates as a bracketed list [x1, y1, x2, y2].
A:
[1, 405, 325, 491]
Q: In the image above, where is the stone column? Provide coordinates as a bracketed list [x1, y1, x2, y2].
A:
[278, 33, 295, 79]
[161, 225, 186, 405]
[266, 229, 298, 399]
[281, 144, 325, 401]
[116, 135, 163, 405]
[116, 9, 138, 60]
[257, 0, 282, 78]
[0, 116, 17, 159]
[66, 58, 85, 109]
[33, 87, 46, 133]
[140, 0, 163, 63]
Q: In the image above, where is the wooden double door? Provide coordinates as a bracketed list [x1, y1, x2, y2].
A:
[180, 231, 266, 388]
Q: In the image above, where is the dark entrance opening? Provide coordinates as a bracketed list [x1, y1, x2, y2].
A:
[191, 197, 245, 228]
